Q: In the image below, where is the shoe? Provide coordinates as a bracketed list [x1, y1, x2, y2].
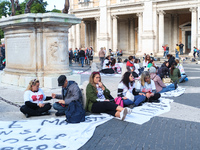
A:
[173, 81, 178, 89]
[120, 108, 128, 121]
[126, 107, 132, 114]
[25, 113, 30, 118]
[128, 104, 136, 109]
[55, 112, 65, 116]
[41, 111, 50, 116]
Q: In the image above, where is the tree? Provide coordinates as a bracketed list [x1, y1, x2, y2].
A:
[0, 0, 11, 40]
[51, 9, 61, 13]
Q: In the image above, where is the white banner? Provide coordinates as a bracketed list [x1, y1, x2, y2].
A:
[0, 114, 113, 150]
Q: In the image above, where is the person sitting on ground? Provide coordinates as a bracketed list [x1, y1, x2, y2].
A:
[118, 72, 146, 108]
[119, 49, 123, 56]
[143, 53, 146, 61]
[20, 79, 52, 118]
[150, 53, 155, 61]
[100, 55, 115, 74]
[167, 54, 175, 68]
[157, 61, 170, 79]
[136, 71, 161, 103]
[175, 59, 187, 83]
[111, 58, 121, 74]
[147, 60, 158, 70]
[149, 67, 177, 93]
[143, 54, 151, 68]
[126, 56, 138, 78]
[52, 75, 82, 116]
[169, 62, 181, 83]
[134, 58, 140, 75]
[86, 71, 129, 121]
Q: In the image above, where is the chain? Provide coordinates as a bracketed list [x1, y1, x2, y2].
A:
[0, 96, 21, 108]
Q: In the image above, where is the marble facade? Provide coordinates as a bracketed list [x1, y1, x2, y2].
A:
[69, 0, 200, 56]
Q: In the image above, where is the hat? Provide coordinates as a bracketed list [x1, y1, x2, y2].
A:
[58, 75, 66, 86]
[149, 67, 156, 73]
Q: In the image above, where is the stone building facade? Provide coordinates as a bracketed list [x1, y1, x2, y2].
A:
[69, 0, 200, 56]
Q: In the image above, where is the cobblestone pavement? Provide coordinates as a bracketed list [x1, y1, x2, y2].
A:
[0, 61, 200, 150]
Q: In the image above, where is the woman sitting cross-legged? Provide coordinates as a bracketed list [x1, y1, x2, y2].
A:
[118, 72, 146, 108]
[170, 62, 181, 83]
[149, 67, 177, 93]
[86, 71, 130, 121]
[20, 79, 52, 118]
[136, 71, 161, 103]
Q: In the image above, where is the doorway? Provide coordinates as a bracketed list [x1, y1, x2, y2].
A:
[185, 31, 191, 54]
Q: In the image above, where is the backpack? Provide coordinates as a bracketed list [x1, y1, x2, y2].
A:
[114, 97, 124, 107]
[65, 101, 85, 123]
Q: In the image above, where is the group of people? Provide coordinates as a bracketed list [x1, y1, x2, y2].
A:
[68, 47, 94, 67]
[20, 75, 83, 118]
[162, 42, 185, 59]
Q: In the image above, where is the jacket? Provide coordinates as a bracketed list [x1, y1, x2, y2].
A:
[55, 81, 83, 105]
[126, 60, 134, 72]
[150, 73, 166, 93]
[158, 63, 169, 78]
[79, 50, 85, 57]
[168, 56, 175, 68]
[170, 68, 181, 83]
[99, 50, 105, 57]
[86, 83, 110, 112]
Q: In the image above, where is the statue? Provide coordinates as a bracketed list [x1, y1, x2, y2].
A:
[10, 0, 70, 16]
[24, 0, 34, 13]
[10, 0, 20, 16]
[63, 0, 70, 14]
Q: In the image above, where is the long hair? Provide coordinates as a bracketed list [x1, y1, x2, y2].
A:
[145, 54, 151, 62]
[170, 62, 177, 75]
[89, 72, 101, 90]
[121, 72, 133, 89]
[140, 71, 151, 86]
[26, 79, 39, 91]
[111, 59, 116, 67]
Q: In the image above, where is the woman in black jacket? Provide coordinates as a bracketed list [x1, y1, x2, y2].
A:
[167, 54, 175, 68]
[158, 61, 170, 79]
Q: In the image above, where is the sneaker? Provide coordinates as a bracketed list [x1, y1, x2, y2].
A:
[126, 107, 132, 114]
[55, 112, 65, 116]
[25, 113, 30, 118]
[128, 104, 136, 109]
[120, 108, 128, 121]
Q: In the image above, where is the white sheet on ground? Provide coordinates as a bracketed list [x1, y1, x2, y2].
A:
[123, 98, 173, 125]
[0, 114, 112, 150]
[161, 85, 185, 97]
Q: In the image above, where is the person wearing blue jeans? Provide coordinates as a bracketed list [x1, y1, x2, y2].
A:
[118, 72, 146, 108]
[123, 95, 146, 106]
[159, 83, 176, 93]
[179, 74, 187, 83]
[80, 57, 85, 67]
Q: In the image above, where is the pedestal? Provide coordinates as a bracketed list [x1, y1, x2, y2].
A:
[0, 13, 82, 88]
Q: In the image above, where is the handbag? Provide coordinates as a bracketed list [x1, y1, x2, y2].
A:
[162, 77, 172, 83]
[114, 97, 124, 107]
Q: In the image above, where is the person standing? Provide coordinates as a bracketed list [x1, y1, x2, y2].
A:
[162, 45, 167, 58]
[79, 48, 85, 67]
[69, 48, 73, 66]
[175, 44, 180, 59]
[74, 48, 78, 63]
[166, 44, 169, 56]
[179, 42, 184, 55]
[99, 47, 105, 69]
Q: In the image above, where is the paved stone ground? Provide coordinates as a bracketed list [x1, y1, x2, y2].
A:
[0, 58, 200, 150]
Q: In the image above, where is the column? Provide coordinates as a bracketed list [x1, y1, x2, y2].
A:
[136, 12, 143, 53]
[190, 7, 197, 55]
[129, 17, 135, 54]
[112, 15, 118, 52]
[158, 10, 166, 55]
[84, 21, 88, 47]
[71, 25, 76, 49]
[172, 14, 178, 53]
[198, 6, 200, 48]
[95, 17, 100, 53]
[181, 29, 186, 53]
[76, 24, 81, 48]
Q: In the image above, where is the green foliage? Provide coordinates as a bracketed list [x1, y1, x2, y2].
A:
[51, 9, 61, 13]
[0, 0, 11, 17]
[30, 0, 48, 13]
